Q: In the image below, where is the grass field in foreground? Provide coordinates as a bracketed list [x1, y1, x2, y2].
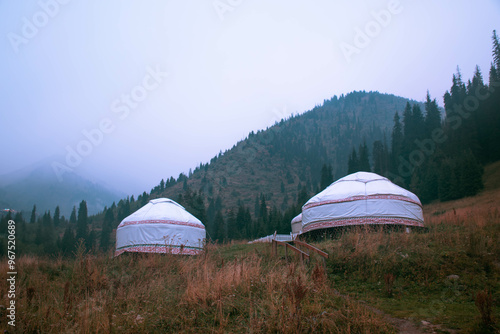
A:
[0, 242, 397, 333]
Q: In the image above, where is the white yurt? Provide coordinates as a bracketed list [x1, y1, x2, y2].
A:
[115, 198, 205, 256]
[301, 172, 424, 233]
[291, 213, 302, 235]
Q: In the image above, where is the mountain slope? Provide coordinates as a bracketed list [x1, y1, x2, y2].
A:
[0, 159, 124, 217]
[156, 91, 419, 215]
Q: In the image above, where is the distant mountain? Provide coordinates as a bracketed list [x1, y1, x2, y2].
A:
[0, 158, 124, 217]
[155, 91, 421, 214]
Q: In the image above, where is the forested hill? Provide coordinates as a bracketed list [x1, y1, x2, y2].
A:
[114, 91, 420, 240]
[0, 90, 423, 255]
[158, 91, 417, 211]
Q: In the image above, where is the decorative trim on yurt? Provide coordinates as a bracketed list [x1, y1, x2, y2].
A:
[302, 172, 424, 233]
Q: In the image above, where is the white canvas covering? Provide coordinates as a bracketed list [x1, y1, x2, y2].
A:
[291, 213, 302, 234]
[302, 172, 424, 233]
[115, 198, 205, 256]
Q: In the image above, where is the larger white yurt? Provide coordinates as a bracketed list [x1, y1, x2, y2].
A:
[301, 172, 424, 233]
[115, 198, 205, 256]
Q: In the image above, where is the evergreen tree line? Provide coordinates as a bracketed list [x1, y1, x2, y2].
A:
[177, 184, 310, 242]
[0, 200, 115, 257]
[346, 31, 500, 203]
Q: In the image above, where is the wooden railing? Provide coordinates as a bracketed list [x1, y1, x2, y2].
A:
[270, 235, 329, 269]
[271, 239, 310, 263]
[293, 240, 328, 259]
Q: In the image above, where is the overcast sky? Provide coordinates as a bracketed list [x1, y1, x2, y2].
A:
[1, 0, 499, 195]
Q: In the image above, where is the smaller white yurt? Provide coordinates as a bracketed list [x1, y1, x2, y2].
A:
[291, 213, 302, 235]
[115, 198, 205, 256]
[302, 172, 424, 233]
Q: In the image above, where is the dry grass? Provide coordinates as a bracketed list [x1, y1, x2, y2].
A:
[0, 241, 394, 333]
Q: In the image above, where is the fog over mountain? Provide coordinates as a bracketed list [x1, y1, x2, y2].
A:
[0, 157, 124, 217]
[1, 1, 498, 196]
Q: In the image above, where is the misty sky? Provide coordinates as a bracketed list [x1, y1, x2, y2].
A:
[1, 1, 499, 196]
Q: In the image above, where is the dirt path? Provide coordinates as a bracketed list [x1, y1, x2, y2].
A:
[363, 303, 423, 334]
[333, 289, 457, 334]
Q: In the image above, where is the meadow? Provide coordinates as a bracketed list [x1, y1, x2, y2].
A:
[1, 164, 499, 333]
[1, 242, 396, 333]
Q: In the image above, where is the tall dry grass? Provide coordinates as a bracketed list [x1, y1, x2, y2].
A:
[0, 241, 394, 333]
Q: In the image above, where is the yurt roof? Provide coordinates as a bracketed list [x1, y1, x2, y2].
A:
[304, 172, 421, 208]
[118, 198, 204, 229]
[291, 213, 302, 224]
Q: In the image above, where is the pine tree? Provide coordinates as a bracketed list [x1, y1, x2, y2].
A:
[402, 102, 424, 157]
[30, 205, 36, 224]
[86, 229, 96, 252]
[227, 208, 239, 239]
[214, 210, 225, 242]
[104, 207, 115, 228]
[459, 150, 483, 197]
[492, 30, 500, 71]
[15, 212, 26, 242]
[34, 220, 43, 245]
[117, 198, 131, 221]
[61, 225, 75, 256]
[412, 104, 425, 140]
[390, 112, 403, 174]
[53, 206, 60, 227]
[489, 31, 500, 160]
[347, 148, 360, 174]
[358, 140, 370, 172]
[254, 195, 260, 218]
[372, 140, 388, 175]
[402, 102, 413, 142]
[234, 205, 246, 239]
[100, 208, 114, 252]
[42, 210, 52, 226]
[425, 91, 441, 137]
[70, 206, 77, 224]
[297, 186, 309, 207]
[76, 200, 88, 241]
[320, 164, 333, 190]
[417, 161, 439, 204]
[438, 161, 460, 201]
[438, 163, 453, 201]
[259, 195, 268, 225]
